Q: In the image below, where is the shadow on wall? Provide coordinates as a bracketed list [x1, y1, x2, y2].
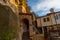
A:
[0, 3, 18, 40]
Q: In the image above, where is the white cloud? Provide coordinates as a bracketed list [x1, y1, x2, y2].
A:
[31, 0, 60, 15]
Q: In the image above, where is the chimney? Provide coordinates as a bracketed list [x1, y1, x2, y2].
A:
[50, 8, 54, 13]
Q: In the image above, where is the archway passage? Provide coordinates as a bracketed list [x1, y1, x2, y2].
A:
[22, 19, 31, 40]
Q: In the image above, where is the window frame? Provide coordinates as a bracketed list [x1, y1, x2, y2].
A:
[54, 15, 58, 20]
[43, 18, 46, 22]
[47, 17, 50, 21]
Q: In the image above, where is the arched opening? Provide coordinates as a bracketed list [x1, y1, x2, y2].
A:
[23, 19, 29, 32]
[22, 19, 31, 40]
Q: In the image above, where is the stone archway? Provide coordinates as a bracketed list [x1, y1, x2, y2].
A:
[22, 19, 31, 40]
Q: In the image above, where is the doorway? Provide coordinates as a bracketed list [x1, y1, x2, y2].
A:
[43, 27, 48, 38]
[22, 19, 31, 40]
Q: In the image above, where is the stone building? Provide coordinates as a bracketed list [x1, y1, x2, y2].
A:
[1, 0, 60, 40]
[37, 8, 60, 40]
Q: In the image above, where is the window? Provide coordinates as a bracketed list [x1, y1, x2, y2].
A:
[55, 14, 60, 19]
[43, 18, 46, 22]
[47, 17, 50, 21]
[54, 15, 58, 20]
[43, 17, 50, 22]
[58, 14, 60, 18]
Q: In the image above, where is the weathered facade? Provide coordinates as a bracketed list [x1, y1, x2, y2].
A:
[0, 0, 45, 40]
[0, 0, 37, 40]
[37, 8, 60, 40]
[1, 0, 60, 40]
[0, 3, 19, 40]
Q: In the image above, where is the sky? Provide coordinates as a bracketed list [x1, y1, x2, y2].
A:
[27, 0, 60, 16]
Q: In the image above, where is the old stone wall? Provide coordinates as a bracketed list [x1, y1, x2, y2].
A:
[0, 4, 19, 40]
